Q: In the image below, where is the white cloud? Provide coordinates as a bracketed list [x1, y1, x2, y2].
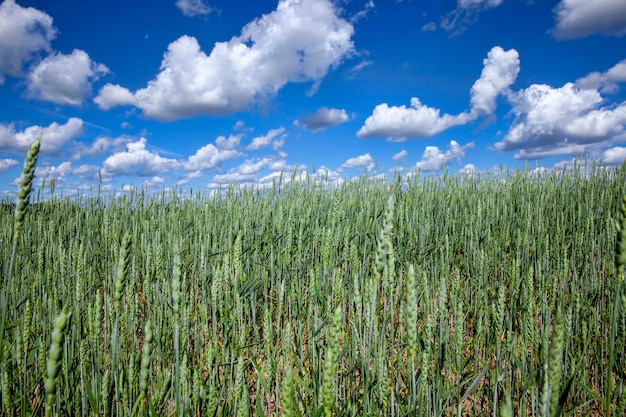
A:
[494, 80, 626, 158]
[297, 107, 350, 131]
[246, 127, 286, 150]
[185, 144, 239, 171]
[242, 156, 289, 174]
[95, 0, 354, 120]
[602, 146, 626, 165]
[176, 170, 204, 185]
[458, 163, 478, 175]
[184, 135, 243, 171]
[0, 118, 83, 155]
[357, 97, 471, 140]
[358, 46, 517, 140]
[144, 176, 166, 190]
[0, 125, 14, 149]
[414, 140, 474, 171]
[470, 46, 519, 115]
[512, 143, 589, 160]
[211, 162, 265, 185]
[575, 59, 626, 93]
[0, 158, 18, 174]
[552, 0, 626, 39]
[350, 0, 375, 23]
[31, 161, 103, 194]
[176, 0, 213, 17]
[27, 49, 109, 105]
[341, 153, 375, 171]
[0, 0, 56, 79]
[531, 166, 551, 176]
[72, 135, 133, 160]
[258, 170, 289, 186]
[210, 171, 256, 185]
[441, 0, 504, 35]
[215, 134, 241, 150]
[562, 106, 626, 138]
[551, 158, 599, 175]
[94, 84, 136, 110]
[392, 149, 408, 163]
[35, 161, 73, 180]
[72, 164, 101, 180]
[308, 166, 344, 184]
[103, 138, 179, 176]
[209, 153, 304, 187]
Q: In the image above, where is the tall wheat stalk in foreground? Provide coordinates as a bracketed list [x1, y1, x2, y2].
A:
[110, 232, 132, 416]
[1, 139, 40, 364]
[44, 307, 72, 417]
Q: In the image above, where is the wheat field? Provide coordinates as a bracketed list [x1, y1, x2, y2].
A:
[1, 142, 625, 416]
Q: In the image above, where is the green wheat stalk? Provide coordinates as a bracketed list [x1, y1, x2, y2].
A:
[1, 140, 40, 363]
[321, 305, 342, 417]
[45, 307, 72, 417]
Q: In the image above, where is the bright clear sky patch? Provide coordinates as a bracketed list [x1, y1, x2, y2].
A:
[0, 0, 625, 196]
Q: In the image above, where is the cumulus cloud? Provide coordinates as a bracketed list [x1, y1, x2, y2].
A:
[184, 135, 243, 171]
[176, 170, 204, 186]
[414, 140, 474, 171]
[340, 153, 375, 171]
[72, 135, 133, 160]
[0, 158, 18, 174]
[246, 127, 286, 150]
[94, 84, 136, 110]
[210, 171, 257, 185]
[494, 80, 626, 159]
[470, 46, 519, 115]
[27, 49, 109, 105]
[363, 51, 625, 161]
[392, 149, 408, 163]
[296, 107, 350, 131]
[575, 59, 626, 93]
[0, 0, 56, 81]
[0, 118, 83, 155]
[143, 176, 166, 190]
[255, 162, 306, 185]
[103, 138, 179, 176]
[306, 166, 344, 184]
[552, 0, 626, 39]
[602, 146, 626, 165]
[214, 134, 241, 150]
[512, 143, 589, 160]
[357, 97, 471, 140]
[72, 164, 102, 180]
[176, 0, 213, 17]
[35, 161, 74, 181]
[358, 46, 517, 140]
[95, 0, 354, 120]
[458, 163, 478, 175]
[210, 154, 294, 186]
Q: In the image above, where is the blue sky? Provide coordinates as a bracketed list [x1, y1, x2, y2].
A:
[1, 0, 626, 196]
